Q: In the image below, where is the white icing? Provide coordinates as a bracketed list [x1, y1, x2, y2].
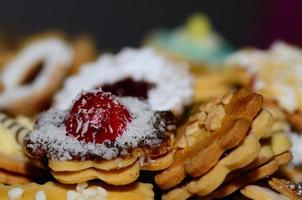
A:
[26, 94, 169, 161]
[35, 190, 46, 200]
[226, 41, 302, 113]
[54, 47, 193, 115]
[67, 182, 107, 200]
[0, 37, 73, 108]
[8, 187, 24, 200]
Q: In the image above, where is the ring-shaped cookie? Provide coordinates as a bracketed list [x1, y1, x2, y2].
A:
[0, 37, 73, 116]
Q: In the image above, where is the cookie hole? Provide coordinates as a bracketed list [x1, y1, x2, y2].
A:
[20, 60, 44, 85]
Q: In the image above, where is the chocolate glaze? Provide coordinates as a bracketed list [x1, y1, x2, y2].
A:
[100, 78, 155, 100]
[25, 110, 175, 161]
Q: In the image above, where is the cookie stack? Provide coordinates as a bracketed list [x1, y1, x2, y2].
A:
[49, 147, 175, 186]
[0, 29, 300, 200]
[156, 89, 292, 200]
[24, 90, 177, 187]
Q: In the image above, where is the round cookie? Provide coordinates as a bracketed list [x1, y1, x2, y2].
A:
[0, 36, 73, 116]
[54, 47, 193, 116]
[25, 90, 176, 185]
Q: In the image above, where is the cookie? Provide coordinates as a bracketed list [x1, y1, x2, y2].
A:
[25, 90, 176, 185]
[205, 152, 292, 199]
[226, 42, 302, 132]
[163, 119, 276, 200]
[226, 127, 292, 183]
[0, 169, 31, 185]
[187, 129, 264, 196]
[241, 185, 289, 200]
[269, 178, 302, 200]
[0, 36, 74, 117]
[52, 162, 140, 185]
[160, 89, 292, 200]
[241, 178, 302, 200]
[156, 89, 263, 190]
[225, 144, 274, 182]
[193, 68, 248, 103]
[0, 181, 154, 200]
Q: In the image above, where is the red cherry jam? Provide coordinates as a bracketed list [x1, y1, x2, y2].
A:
[65, 91, 132, 144]
[100, 78, 154, 100]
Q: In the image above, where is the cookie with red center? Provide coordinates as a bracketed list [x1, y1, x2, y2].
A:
[66, 91, 132, 144]
[25, 89, 175, 162]
[24, 89, 176, 185]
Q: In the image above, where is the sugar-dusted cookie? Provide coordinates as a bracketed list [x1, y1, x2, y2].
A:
[25, 90, 176, 185]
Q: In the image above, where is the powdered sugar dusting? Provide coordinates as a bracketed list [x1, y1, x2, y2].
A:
[54, 47, 193, 115]
[117, 97, 164, 149]
[67, 182, 108, 200]
[26, 96, 169, 161]
[0, 37, 73, 108]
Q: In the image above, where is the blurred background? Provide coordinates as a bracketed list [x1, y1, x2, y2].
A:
[0, 0, 301, 51]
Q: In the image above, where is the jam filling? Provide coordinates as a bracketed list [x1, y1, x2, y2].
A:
[100, 78, 155, 100]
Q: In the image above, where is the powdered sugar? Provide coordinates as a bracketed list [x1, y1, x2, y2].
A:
[67, 182, 108, 200]
[34, 190, 46, 200]
[8, 187, 24, 200]
[54, 47, 193, 115]
[116, 97, 164, 148]
[26, 95, 170, 161]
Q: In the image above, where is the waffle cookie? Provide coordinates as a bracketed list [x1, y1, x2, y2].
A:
[0, 181, 154, 200]
[156, 89, 292, 200]
[25, 90, 176, 185]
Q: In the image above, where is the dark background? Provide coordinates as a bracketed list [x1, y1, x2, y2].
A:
[0, 0, 301, 51]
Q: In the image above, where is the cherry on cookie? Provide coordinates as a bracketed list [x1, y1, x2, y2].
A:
[65, 91, 132, 144]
